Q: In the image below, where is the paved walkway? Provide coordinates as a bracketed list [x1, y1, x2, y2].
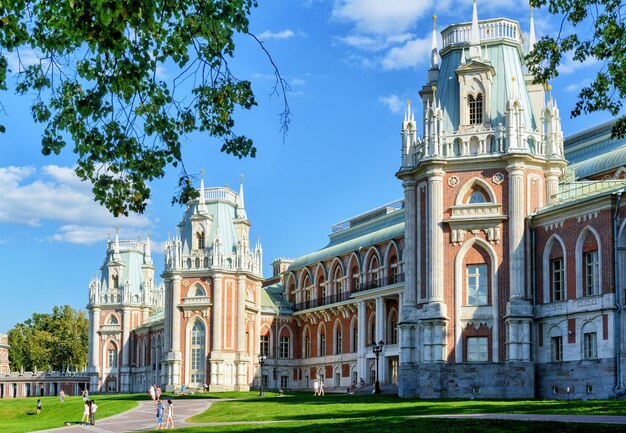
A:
[33, 398, 626, 432]
[36, 399, 214, 432]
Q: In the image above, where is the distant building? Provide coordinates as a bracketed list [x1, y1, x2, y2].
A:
[87, 3, 626, 399]
[0, 334, 9, 375]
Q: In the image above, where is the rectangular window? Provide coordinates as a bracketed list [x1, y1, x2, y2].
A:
[584, 332, 597, 359]
[585, 251, 600, 296]
[352, 327, 358, 352]
[280, 375, 289, 388]
[466, 337, 488, 362]
[469, 94, 483, 125]
[466, 264, 488, 305]
[551, 258, 565, 301]
[279, 336, 290, 358]
[320, 333, 326, 356]
[334, 372, 341, 387]
[108, 349, 116, 367]
[260, 335, 269, 357]
[390, 321, 398, 344]
[336, 331, 342, 354]
[262, 375, 269, 388]
[550, 336, 563, 362]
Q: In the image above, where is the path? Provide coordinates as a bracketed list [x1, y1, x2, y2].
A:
[35, 398, 213, 433]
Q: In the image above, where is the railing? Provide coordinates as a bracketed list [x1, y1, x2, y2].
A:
[441, 18, 521, 49]
[354, 273, 405, 293]
[551, 181, 626, 204]
[204, 187, 238, 205]
[293, 273, 405, 312]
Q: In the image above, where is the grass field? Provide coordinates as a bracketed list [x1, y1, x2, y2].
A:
[0, 394, 138, 433]
[188, 392, 626, 423]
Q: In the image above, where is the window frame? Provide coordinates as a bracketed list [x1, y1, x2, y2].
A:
[550, 335, 563, 362]
[466, 337, 488, 362]
[551, 257, 565, 301]
[466, 264, 488, 305]
[583, 332, 598, 359]
[584, 251, 600, 296]
[468, 93, 483, 125]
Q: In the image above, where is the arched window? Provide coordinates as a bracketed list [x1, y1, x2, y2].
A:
[389, 255, 400, 284]
[193, 284, 206, 297]
[468, 94, 483, 124]
[351, 266, 360, 292]
[190, 321, 206, 385]
[334, 322, 343, 355]
[468, 190, 487, 204]
[108, 315, 119, 325]
[107, 345, 117, 368]
[333, 267, 343, 300]
[466, 264, 488, 305]
[318, 276, 326, 304]
[319, 328, 326, 356]
[368, 255, 380, 287]
[112, 274, 119, 289]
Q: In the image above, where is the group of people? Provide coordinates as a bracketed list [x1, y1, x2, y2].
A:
[148, 384, 162, 401]
[155, 398, 175, 429]
[80, 396, 98, 426]
[313, 378, 325, 396]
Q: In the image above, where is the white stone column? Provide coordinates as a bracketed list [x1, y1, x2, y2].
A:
[403, 181, 417, 306]
[375, 298, 386, 385]
[236, 277, 246, 353]
[171, 275, 182, 353]
[545, 168, 560, 204]
[121, 307, 131, 392]
[507, 163, 526, 299]
[427, 167, 445, 301]
[90, 308, 100, 391]
[357, 301, 367, 380]
[212, 274, 223, 353]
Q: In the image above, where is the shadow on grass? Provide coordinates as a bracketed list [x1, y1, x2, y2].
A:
[176, 416, 626, 433]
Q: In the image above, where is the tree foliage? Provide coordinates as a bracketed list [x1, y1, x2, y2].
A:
[0, 0, 288, 216]
[527, 0, 626, 137]
[7, 305, 89, 372]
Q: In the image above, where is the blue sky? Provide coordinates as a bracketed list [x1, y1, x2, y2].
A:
[0, 0, 610, 332]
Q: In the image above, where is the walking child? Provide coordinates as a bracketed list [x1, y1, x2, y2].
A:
[36, 399, 42, 415]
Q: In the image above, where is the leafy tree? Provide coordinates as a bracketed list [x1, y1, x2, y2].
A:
[0, 0, 288, 216]
[7, 305, 89, 371]
[527, 0, 626, 137]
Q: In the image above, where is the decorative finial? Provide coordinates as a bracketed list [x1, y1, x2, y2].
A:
[407, 99, 411, 106]
[240, 173, 244, 182]
[431, 85, 437, 92]
[433, 15, 437, 23]
[201, 169, 205, 176]
[115, 225, 119, 234]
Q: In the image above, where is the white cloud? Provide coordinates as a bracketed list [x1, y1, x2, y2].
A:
[379, 94, 405, 113]
[332, 0, 432, 35]
[290, 78, 306, 86]
[3, 47, 41, 72]
[337, 33, 413, 52]
[381, 36, 431, 70]
[258, 29, 295, 40]
[0, 165, 152, 244]
[558, 51, 599, 75]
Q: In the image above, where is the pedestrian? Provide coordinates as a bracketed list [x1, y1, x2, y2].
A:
[165, 399, 174, 429]
[59, 389, 65, 403]
[148, 384, 156, 402]
[36, 399, 42, 415]
[181, 383, 185, 394]
[359, 377, 365, 389]
[81, 388, 88, 402]
[155, 398, 165, 430]
[80, 400, 90, 425]
[156, 385, 162, 400]
[319, 379, 325, 396]
[89, 400, 98, 426]
[313, 378, 319, 396]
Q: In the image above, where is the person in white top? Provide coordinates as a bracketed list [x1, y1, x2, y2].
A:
[319, 379, 325, 396]
[313, 378, 319, 396]
[166, 399, 174, 429]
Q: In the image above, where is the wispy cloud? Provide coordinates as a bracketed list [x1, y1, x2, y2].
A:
[332, 0, 432, 35]
[381, 36, 431, 70]
[558, 51, 599, 75]
[3, 47, 42, 72]
[0, 165, 154, 244]
[379, 94, 406, 113]
[258, 29, 296, 40]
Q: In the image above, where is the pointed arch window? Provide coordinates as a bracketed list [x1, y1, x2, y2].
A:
[197, 232, 205, 250]
[468, 190, 487, 204]
[112, 274, 119, 289]
[319, 330, 326, 356]
[351, 266, 360, 292]
[468, 94, 483, 125]
[108, 315, 119, 325]
[193, 285, 206, 297]
[190, 321, 206, 385]
[107, 346, 117, 368]
[466, 264, 488, 305]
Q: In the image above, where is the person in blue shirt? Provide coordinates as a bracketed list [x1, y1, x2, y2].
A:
[155, 399, 165, 430]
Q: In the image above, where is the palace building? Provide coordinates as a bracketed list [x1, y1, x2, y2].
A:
[86, 4, 626, 399]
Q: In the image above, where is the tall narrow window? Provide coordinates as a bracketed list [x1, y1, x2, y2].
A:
[390, 321, 398, 345]
[304, 335, 311, 358]
[335, 329, 343, 354]
[279, 336, 290, 358]
[352, 266, 360, 292]
[551, 258, 565, 301]
[584, 251, 600, 296]
[190, 321, 206, 385]
[466, 264, 488, 305]
[352, 326, 358, 352]
[468, 94, 483, 125]
[320, 332, 326, 356]
[550, 336, 563, 362]
[260, 335, 269, 357]
[108, 348, 117, 368]
[197, 232, 205, 250]
[112, 274, 119, 289]
[583, 332, 597, 359]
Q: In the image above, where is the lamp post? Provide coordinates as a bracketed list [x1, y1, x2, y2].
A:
[258, 354, 267, 397]
[372, 340, 384, 394]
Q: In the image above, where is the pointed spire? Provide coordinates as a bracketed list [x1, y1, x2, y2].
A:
[199, 169, 205, 206]
[469, 0, 482, 60]
[114, 225, 120, 258]
[430, 15, 439, 69]
[145, 230, 152, 263]
[460, 47, 466, 64]
[406, 99, 411, 121]
[238, 174, 247, 219]
[529, 5, 536, 52]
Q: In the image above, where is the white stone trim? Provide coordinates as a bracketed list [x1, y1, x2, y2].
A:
[575, 225, 602, 299]
[542, 234, 568, 304]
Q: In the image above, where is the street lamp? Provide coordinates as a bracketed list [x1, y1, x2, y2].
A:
[258, 354, 267, 397]
[372, 340, 384, 394]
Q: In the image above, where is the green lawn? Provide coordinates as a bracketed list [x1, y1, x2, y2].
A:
[188, 392, 626, 423]
[0, 394, 138, 433]
[176, 417, 626, 433]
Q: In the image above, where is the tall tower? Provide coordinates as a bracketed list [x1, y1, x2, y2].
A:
[161, 176, 264, 392]
[87, 231, 161, 393]
[397, 4, 566, 398]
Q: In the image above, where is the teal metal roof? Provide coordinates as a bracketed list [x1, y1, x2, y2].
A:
[288, 209, 405, 271]
[536, 181, 626, 214]
[438, 44, 537, 132]
[260, 282, 292, 313]
[181, 200, 239, 256]
[101, 241, 150, 295]
[569, 145, 626, 179]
